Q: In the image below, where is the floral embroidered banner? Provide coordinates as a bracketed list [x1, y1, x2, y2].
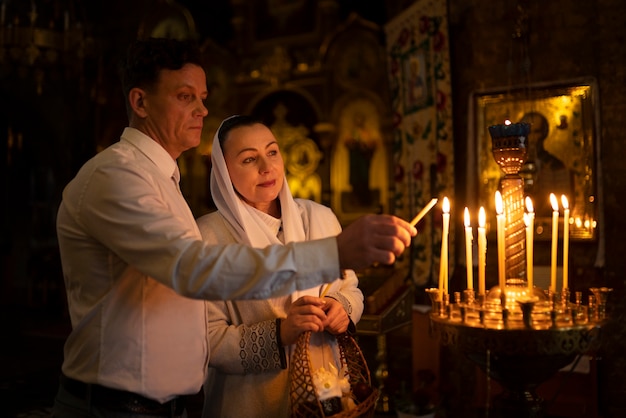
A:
[385, 0, 455, 287]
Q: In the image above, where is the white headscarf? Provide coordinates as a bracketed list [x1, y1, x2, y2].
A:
[210, 116, 346, 369]
[210, 115, 307, 248]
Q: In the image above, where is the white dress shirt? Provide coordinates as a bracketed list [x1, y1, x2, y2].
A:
[56, 127, 341, 402]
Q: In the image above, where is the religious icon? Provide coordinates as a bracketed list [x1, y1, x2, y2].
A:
[472, 81, 598, 240]
[332, 98, 388, 223]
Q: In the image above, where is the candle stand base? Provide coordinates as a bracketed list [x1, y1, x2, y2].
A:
[490, 391, 544, 418]
[432, 318, 601, 418]
[427, 283, 608, 418]
[467, 349, 578, 418]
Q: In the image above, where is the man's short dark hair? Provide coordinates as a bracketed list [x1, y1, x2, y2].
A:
[120, 37, 204, 116]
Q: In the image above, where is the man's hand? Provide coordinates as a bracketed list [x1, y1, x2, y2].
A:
[336, 214, 417, 270]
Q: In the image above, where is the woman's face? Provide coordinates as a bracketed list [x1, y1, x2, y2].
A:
[222, 123, 285, 213]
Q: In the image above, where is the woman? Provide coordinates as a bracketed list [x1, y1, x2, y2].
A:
[197, 115, 364, 418]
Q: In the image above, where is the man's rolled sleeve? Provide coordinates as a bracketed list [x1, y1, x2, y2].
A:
[292, 237, 341, 289]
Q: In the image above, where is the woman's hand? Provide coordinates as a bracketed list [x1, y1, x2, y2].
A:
[280, 296, 327, 346]
[321, 297, 350, 334]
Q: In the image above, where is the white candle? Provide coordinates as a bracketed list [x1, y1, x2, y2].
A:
[409, 198, 438, 227]
[550, 193, 559, 293]
[464, 207, 473, 290]
[439, 197, 450, 295]
[495, 191, 506, 298]
[561, 195, 570, 290]
[478, 207, 487, 296]
[525, 197, 534, 293]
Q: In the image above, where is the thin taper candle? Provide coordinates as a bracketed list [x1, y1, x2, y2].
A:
[495, 191, 506, 303]
[561, 195, 570, 291]
[549, 193, 559, 293]
[410, 198, 438, 227]
[464, 207, 473, 290]
[439, 197, 450, 294]
[525, 197, 534, 293]
[478, 207, 487, 296]
[320, 283, 330, 298]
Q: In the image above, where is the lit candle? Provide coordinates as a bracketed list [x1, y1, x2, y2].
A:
[478, 207, 487, 296]
[525, 197, 534, 293]
[550, 193, 559, 293]
[439, 197, 450, 295]
[495, 191, 506, 297]
[464, 207, 473, 290]
[561, 195, 570, 290]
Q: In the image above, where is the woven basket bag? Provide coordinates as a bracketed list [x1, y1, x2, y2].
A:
[289, 331, 379, 418]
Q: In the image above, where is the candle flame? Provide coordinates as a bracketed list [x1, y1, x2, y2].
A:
[561, 194, 569, 209]
[495, 191, 503, 215]
[525, 196, 534, 214]
[524, 212, 530, 227]
[504, 119, 511, 125]
[550, 193, 559, 211]
[479, 206, 486, 227]
[442, 196, 450, 213]
[464, 207, 470, 227]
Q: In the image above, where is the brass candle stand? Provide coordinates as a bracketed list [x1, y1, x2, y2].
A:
[427, 285, 609, 418]
[426, 122, 610, 417]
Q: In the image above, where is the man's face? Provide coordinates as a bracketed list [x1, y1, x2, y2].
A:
[138, 63, 209, 159]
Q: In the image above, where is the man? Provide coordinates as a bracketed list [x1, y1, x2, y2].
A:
[52, 37, 416, 417]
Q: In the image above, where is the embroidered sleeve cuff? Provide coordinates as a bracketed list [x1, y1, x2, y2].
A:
[275, 318, 287, 369]
[240, 319, 285, 373]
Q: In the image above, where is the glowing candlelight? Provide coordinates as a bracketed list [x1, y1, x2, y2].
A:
[495, 191, 506, 297]
[478, 207, 487, 296]
[525, 197, 534, 293]
[550, 193, 559, 293]
[464, 207, 473, 290]
[439, 197, 450, 295]
[562, 195, 570, 290]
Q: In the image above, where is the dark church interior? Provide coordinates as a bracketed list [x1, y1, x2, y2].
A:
[2, 0, 626, 417]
